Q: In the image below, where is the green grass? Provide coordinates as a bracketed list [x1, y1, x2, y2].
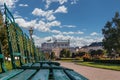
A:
[76, 61, 120, 71]
[58, 58, 78, 62]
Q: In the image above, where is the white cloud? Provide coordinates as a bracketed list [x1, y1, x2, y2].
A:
[71, 0, 79, 4]
[60, 25, 76, 28]
[19, 4, 28, 7]
[43, 0, 68, 9]
[0, 0, 18, 8]
[48, 34, 102, 47]
[29, 33, 102, 47]
[15, 18, 37, 28]
[15, 16, 61, 32]
[32, 35, 45, 47]
[62, 31, 84, 35]
[55, 5, 67, 13]
[90, 32, 99, 36]
[32, 8, 55, 21]
[51, 30, 61, 34]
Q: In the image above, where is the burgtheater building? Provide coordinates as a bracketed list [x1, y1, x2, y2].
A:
[41, 40, 70, 58]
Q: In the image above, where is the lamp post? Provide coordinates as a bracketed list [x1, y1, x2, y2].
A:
[29, 27, 33, 41]
[29, 27, 37, 62]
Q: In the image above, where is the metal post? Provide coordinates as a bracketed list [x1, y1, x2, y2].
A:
[14, 26, 23, 66]
[4, 3, 16, 69]
[24, 34, 30, 63]
[29, 27, 37, 62]
[4, 19, 16, 69]
[0, 41, 7, 72]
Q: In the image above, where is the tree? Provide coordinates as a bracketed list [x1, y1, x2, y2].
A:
[78, 51, 86, 57]
[102, 12, 120, 57]
[96, 49, 104, 56]
[71, 53, 76, 58]
[60, 49, 71, 58]
[50, 51, 55, 59]
[89, 50, 96, 58]
[66, 50, 71, 58]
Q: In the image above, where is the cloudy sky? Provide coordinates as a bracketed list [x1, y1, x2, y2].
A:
[1, 0, 120, 47]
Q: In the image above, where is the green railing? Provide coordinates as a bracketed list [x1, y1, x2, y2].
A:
[2, 3, 39, 70]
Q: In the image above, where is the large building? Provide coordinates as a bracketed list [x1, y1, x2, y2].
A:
[41, 40, 70, 58]
[79, 42, 103, 52]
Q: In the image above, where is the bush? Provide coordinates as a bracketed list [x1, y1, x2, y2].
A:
[93, 60, 120, 64]
[83, 57, 91, 62]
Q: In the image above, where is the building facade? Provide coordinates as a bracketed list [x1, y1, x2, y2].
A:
[41, 40, 70, 58]
[79, 42, 103, 52]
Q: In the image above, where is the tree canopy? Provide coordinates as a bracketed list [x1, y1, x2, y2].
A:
[102, 12, 120, 56]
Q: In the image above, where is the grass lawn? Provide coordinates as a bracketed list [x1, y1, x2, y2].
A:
[76, 61, 120, 71]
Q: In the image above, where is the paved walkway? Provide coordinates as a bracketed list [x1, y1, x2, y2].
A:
[59, 61, 120, 80]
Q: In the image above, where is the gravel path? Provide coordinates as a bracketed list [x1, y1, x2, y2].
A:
[59, 61, 120, 80]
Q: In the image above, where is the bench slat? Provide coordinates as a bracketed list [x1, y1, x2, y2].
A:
[22, 63, 33, 67]
[53, 69, 70, 80]
[10, 69, 36, 80]
[32, 63, 40, 67]
[0, 69, 23, 80]
[42, 64, 50, 67]
[65, 70, 88, 80]
[31, 69, 49, 80]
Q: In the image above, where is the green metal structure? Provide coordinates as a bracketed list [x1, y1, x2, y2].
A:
[4, 3, 38, 69]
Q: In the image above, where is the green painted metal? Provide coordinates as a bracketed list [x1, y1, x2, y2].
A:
[10, 69, 36, 80]
[4, 3, 35, 68]
[0, 42, 7, 72]
[65, 70, 88, 80]
[53, 69, 70, 80]
[0, 69, 24, 80]
[4, 3, 17, 69]
[31, 69, 49, 80]
[25, 34, 32, 63]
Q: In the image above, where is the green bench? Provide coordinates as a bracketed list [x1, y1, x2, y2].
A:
[31, 69, 49, 80]
[65, 70, 88, 80]
[0, 62, 88, 80]
[53, 69, 70, 80]
[21, 63, 33, 68]
[0, 69, 23, 80]
[39, 61, 60, 66]
[31, 63, 40, 68]
[9, 69, 36, 80]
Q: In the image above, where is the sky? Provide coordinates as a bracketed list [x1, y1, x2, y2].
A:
[0, 0, 120, 47]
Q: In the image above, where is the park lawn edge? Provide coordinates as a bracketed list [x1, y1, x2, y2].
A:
[75, 62, 120, 71]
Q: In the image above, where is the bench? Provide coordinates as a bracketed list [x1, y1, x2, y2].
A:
[53, 69, 70, 80]
[9, 69, 36, 80]
[21, 63, 33, 68]
[65, 70, 88, 80]
[31, 63, 40, 68]
[0, 69, 23, 80]
[31, 69, 49, 80]
[39, 61, 60, 66]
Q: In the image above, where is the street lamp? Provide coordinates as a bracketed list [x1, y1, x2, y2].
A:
[28, 27, 37, 62]
[29, 27, 33, 40]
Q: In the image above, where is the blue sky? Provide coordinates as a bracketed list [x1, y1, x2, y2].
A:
[1, 0, 120, 47]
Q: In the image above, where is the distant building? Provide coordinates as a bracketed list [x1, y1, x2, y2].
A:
[79, 42, 103, 52]
[41, 40, 70, 58]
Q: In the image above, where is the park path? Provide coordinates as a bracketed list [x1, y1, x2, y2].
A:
[58, 61, 120, 80]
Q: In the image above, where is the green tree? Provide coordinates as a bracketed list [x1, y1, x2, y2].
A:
[66, 50, 71, 58]
[50, 51, 55, 59]
[102, 12, 120, 56]
[96, 49, 104, 56]
[60, 49, 66, 58]
[89, 50, 96, 58]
